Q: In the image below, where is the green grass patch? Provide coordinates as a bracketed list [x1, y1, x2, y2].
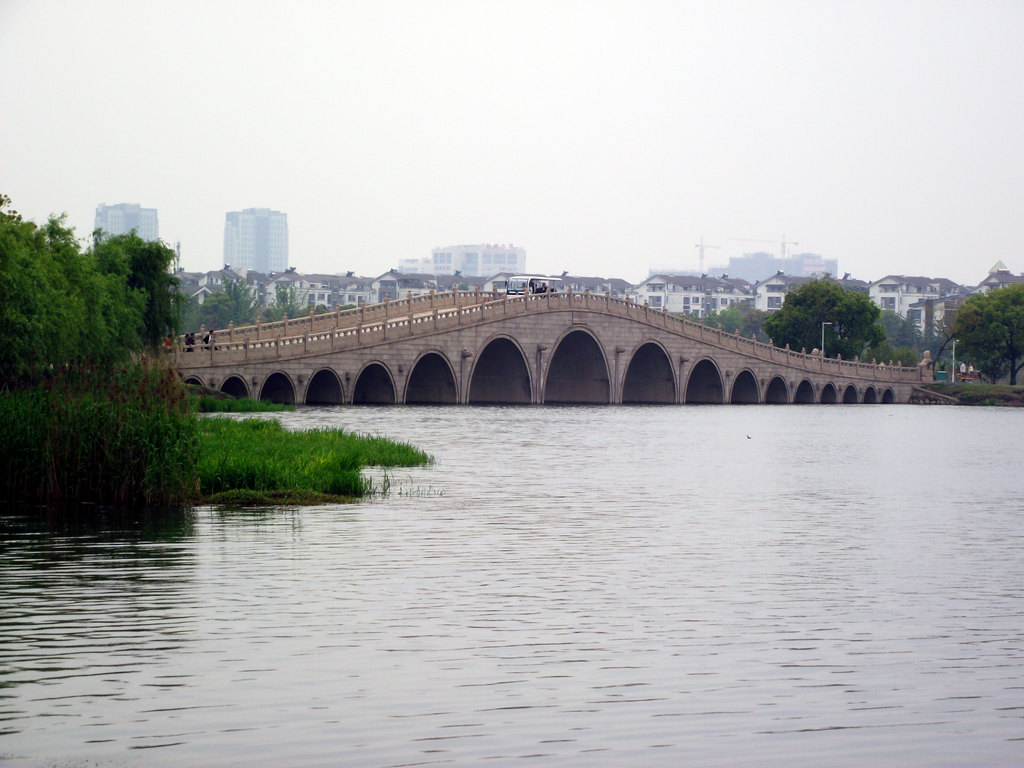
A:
[194, 395, 294, 413]
[196, 417, 432, 502]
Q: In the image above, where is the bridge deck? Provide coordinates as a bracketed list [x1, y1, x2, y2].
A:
[175, 289, 920, 386]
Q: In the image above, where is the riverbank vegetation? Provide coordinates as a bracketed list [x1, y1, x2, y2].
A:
[1, 370, 433, 506]
[1, 363, 200, 506]
[920, 382, 1024, 406]
[0, 194, 431, 509]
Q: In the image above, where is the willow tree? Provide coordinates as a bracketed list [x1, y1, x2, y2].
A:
[91, 231, 181, 348]
[0, 197, 140, 383]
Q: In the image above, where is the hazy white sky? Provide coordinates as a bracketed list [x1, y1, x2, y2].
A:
[3, 0, 1022, 284]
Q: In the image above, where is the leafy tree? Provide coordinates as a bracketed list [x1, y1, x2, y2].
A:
[863, 341, 920, 366]
[763, 280, 883, 359]
[0, 195, 144, 383]
[876, 309, 923, 351]
[92, 231, 180, 347]
[261, 282, 308, 322]
[865, 309, 925, 364]
[223, 278, 260, 323]
[181, 278, 259, 332]
[927, 306, 959, 361]
[953, 285, 1024, 384]
[702, 304, 768, 341]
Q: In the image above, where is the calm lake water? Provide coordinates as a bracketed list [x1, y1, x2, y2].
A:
[2, 405, 1023, 767]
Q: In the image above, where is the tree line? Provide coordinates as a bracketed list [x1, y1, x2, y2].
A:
[701, 278, 1024, 384]
[0, 194, 179, 386]
[180, 280, 334, 335]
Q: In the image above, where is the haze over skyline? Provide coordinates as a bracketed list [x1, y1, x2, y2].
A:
[3, 0, 1022, 285]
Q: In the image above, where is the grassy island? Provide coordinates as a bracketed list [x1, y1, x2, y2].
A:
[197, 417, 431, 504]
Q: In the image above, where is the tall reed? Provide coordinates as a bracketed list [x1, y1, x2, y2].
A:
[1, 361, 199, 506]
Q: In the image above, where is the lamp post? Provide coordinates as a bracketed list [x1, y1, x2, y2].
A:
[821, 321, 833, 357]
[951, 339, 957, 383]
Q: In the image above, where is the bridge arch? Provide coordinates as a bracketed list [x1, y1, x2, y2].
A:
[765, 376, 788, 404]
[219, 374, 249, 399]
[259, 371, 295, 404]
[821, 382, 838, 404]
[685, 358, 724, 404]
[794, 379, 815, 404]
[545, 328, 611, 404]
[882, 388, 896, 404]
[353, 362, 396, 405]
[622, 341, 675, 404]
[468, 335, 532, 404]
[306, 367, 344, 405]
[405, 351, 458, 404]
[183, 375, 204, 388]
[842, 384, 859, 404]
[730, 368, 759, 404]
[863, 386, 878, 404]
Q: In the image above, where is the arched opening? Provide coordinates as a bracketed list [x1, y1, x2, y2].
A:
[260, 372, 295, 404]
[306, 368, 344, 405]
[882, 388, 896, 404]
[622, 343, 675, 404]
[842, 385, 859, 404]
[730, 369, 759, 404]
[794, 379, 815, 404]
[685, 359, 724, 404]
[863, 386, 878, 404]
[183, 375, 204, 388]
[220, 375, 249, 399]
[406, 353, 457, 404]
[765, 376, 788, 404]
[821, 383, 838, 404]
[545, 330, 610, 404]
[469, 338, 531, 404]
[353, 363, 395, 405]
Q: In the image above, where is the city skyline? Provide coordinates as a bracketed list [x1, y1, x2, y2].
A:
[4, 1, 1022, 286]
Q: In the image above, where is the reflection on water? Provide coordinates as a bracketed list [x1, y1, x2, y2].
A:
[2, 406, 1023, 767]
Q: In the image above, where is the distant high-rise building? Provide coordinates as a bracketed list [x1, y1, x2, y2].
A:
[419, 244, 525, 277]
[726, 251, 838, 283]
[94, 203, 159, 241]
[223, 208, 288, 273]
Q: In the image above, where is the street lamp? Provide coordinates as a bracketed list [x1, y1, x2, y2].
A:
[821, 321, 833, 357]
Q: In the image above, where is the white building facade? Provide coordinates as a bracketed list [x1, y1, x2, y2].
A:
[867, 275, 964, 318]
[632, 275, 753, 318]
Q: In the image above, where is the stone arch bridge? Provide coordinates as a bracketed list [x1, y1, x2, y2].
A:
[173, 290, 925, 406]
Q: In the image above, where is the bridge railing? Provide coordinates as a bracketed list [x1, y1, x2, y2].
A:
[175, 289, 921, 383]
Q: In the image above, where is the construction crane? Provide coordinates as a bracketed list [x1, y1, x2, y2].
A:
[732, 235, 799, 261]
[694, 237, 721, 274]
